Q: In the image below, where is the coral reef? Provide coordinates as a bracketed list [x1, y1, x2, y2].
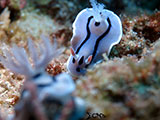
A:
[0, 0, 160, 120]
[110, 12, 160, 58]
[105, 0, 160, 15]
[33, 0, 88, 26]
[75, 39, 160, 119]
[16, 9, 57, 38]
[0, 7, 68, 118]
[0, 35, 85, 120]
[75, 12, 160, 120]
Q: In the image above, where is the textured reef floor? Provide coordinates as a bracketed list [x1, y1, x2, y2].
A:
[0, 0, 160, 120]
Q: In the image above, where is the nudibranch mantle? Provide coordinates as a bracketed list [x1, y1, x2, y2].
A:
[67, 0, 122, 76]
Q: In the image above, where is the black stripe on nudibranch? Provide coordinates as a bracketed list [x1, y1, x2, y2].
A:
[76, 67, 81, 72]
[75, 16, 93, 54]
[72, 57, 76, 63]
[78, 56, 84, 65]
[32, 73, 42, 79]
[90, 17, 112, 64]
[52, 76, 57, 82]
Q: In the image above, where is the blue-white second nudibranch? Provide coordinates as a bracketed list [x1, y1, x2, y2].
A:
[67, 0, 122, 76]
[0, 35, 86, 120]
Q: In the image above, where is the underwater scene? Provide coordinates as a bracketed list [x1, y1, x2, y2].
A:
[0, 0, 160, 120]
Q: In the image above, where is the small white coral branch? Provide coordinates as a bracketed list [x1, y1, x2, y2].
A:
[0, 35, 62, 78]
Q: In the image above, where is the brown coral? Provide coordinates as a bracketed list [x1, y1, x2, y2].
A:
[110, 12, 160, 59]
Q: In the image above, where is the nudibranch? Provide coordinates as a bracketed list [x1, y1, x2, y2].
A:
[67, 0, 122, 76]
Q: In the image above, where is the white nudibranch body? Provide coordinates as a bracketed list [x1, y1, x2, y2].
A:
[67, 0, 122, 76]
